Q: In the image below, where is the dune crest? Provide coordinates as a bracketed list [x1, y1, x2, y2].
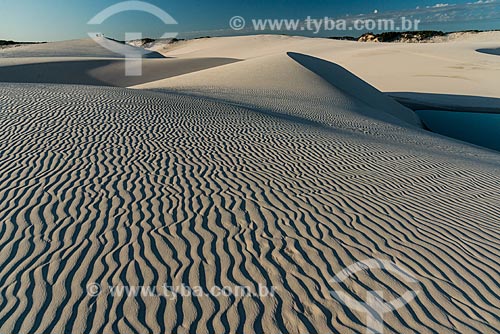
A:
[133, 53, 422, 127]
[287, 52, 422, 126]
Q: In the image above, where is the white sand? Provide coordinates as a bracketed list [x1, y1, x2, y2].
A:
[142, 32, 500, 106]
[0, 33, 499, 334]
[0, 38, 239, 87]
[0, 37, 163, 58]
[0, 57, 239, 87]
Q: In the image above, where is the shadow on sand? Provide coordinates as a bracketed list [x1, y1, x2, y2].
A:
[387, 92, 500, 114]
[476, 48, 500, 56]
[387, 92, 500, 152]
[0, 58, 240, 87]
[287, 52, 422, 126]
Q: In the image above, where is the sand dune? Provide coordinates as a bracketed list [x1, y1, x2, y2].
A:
[0, 58, 239, 87]
[0, 34, 499, 334]
[151, 33, 500, 100]
[0, 38, 239, 87]
[133, 52, 422, 127]
[0, 37, 163, 58]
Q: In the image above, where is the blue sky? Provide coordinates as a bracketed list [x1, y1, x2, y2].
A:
[1, 0, 499, 41]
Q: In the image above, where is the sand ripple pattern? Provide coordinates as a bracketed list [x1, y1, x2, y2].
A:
[0, 83, 499, 334]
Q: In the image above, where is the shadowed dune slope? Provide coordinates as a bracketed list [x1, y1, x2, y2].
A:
[0, 37, 240, 87]
[0, 58, 240, 87]
[0, 82, 499, 334]
[388, 92, 500, 114]
[477, 48, 500, 56]
[134, 53, 422, 128]
[288, 52, 422, 126]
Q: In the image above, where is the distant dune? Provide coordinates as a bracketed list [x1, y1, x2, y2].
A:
[0, 37, 163, 58]
[0, 57, 239, 87]
[0, 37, 239, 87]
[0, 33, 499, 334]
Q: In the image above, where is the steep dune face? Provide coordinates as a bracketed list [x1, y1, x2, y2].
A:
[287, 52, 422, 127]
[134, 53, 422, 128]
[0, 80, 499, 334]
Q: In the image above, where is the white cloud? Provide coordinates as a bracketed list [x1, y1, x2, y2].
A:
[429, 3, 451, 8]
[468, 0, 495, 4]
[371, 0, 499, 25]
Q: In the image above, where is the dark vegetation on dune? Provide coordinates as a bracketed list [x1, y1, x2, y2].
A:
[332, 29, 499, 42]
[357, 30, 446, 42]
[327, 36, 357, 41]
[0, 40, 45, 46]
